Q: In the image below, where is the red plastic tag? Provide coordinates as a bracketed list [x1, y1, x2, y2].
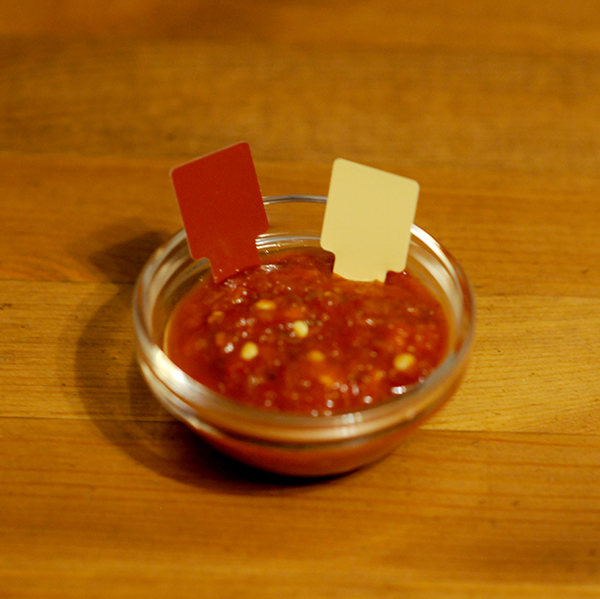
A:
[170, 142, 269, 284]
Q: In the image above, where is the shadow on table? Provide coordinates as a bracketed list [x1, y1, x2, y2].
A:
[73, 222, 335, 495]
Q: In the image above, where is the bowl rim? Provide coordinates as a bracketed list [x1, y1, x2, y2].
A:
[133, 194, 475, 443]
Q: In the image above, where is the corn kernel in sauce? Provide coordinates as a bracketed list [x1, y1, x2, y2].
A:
[164, 248, 448, 416]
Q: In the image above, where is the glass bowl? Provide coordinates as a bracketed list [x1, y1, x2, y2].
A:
[133, 195, 475, 477]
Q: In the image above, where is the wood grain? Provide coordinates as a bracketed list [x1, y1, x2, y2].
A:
[2, 1, 600, 597]
[2, 38, 600, 177]
[2, 0, 600, 56]
[4, 417, 600, 597]
[2, 278, 600, 434]
[2, 154, 599, 296]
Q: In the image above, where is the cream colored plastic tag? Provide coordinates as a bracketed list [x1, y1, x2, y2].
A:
[321, 158, 419, 281]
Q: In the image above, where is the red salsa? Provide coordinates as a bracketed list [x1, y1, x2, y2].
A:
[164, 248, 448, 416]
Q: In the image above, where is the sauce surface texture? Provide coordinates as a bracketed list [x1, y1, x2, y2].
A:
[165, 248, 448, 416]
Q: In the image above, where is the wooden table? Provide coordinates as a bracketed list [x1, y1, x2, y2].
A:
[2, 1, 600, 597]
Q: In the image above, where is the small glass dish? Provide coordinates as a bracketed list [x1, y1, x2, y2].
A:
[133, 195, 475, 477]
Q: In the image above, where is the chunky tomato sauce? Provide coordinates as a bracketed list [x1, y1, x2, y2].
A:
[164, 248, 448, 416]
